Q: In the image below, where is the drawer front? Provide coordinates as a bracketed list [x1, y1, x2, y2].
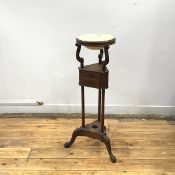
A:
[79, 69, 109, 89]
[79, 78, 100, 88]
[79, 78, 108, 89]
[80, 71, 101, 80]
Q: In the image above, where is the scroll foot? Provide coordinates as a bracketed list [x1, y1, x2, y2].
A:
[64, 128, 79, 148]
[103, 134, 116, 163]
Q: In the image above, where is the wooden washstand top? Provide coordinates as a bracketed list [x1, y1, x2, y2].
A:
[76, 34, 116, 50]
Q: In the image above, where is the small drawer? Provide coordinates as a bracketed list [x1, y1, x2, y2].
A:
[79, 78, 100, 88]
[80, 71, 100, 80]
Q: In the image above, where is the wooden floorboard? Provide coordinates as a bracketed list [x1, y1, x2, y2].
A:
[0, 171, 175, 175]
[0, 115, 174, 174]
[0, 130, 174, 140]
[0, 138, 175, 149]
[0, 123, 175, 132]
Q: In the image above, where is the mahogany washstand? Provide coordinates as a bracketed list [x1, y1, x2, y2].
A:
[64, 34, 116, 163]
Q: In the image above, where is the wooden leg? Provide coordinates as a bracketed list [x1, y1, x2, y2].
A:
[81, 86, 85, 127]
[103, 134, 116, 163]
[64, 86, 85, 148]
[98, 89, 101, 122]
[64, 128, 81, 148]
[101, 89, 105, 133]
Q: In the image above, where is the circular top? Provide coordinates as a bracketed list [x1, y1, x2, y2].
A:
[76, 34, 116, 50]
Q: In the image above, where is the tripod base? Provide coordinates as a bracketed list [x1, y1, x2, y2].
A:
[64, 120, 116, 163]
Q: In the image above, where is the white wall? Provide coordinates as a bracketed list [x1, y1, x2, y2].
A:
[0, 0, 175, 114]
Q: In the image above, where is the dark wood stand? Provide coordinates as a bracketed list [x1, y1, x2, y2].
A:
[64, 41, 116, 163]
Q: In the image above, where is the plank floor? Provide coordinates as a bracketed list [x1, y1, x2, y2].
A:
[0, 115, 174, 175]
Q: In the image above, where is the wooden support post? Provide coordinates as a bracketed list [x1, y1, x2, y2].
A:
[101, 89, 105, 133]
[81, 86, 85, 127]
[98, 89, 101, 122]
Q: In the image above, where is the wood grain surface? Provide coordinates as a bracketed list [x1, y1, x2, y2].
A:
[0, 115, 174, 175]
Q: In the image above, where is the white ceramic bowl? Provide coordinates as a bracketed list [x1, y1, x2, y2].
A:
[77, 34, 115, 50]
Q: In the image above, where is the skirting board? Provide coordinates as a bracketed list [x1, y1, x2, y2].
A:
[0, 104, 175, 115]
